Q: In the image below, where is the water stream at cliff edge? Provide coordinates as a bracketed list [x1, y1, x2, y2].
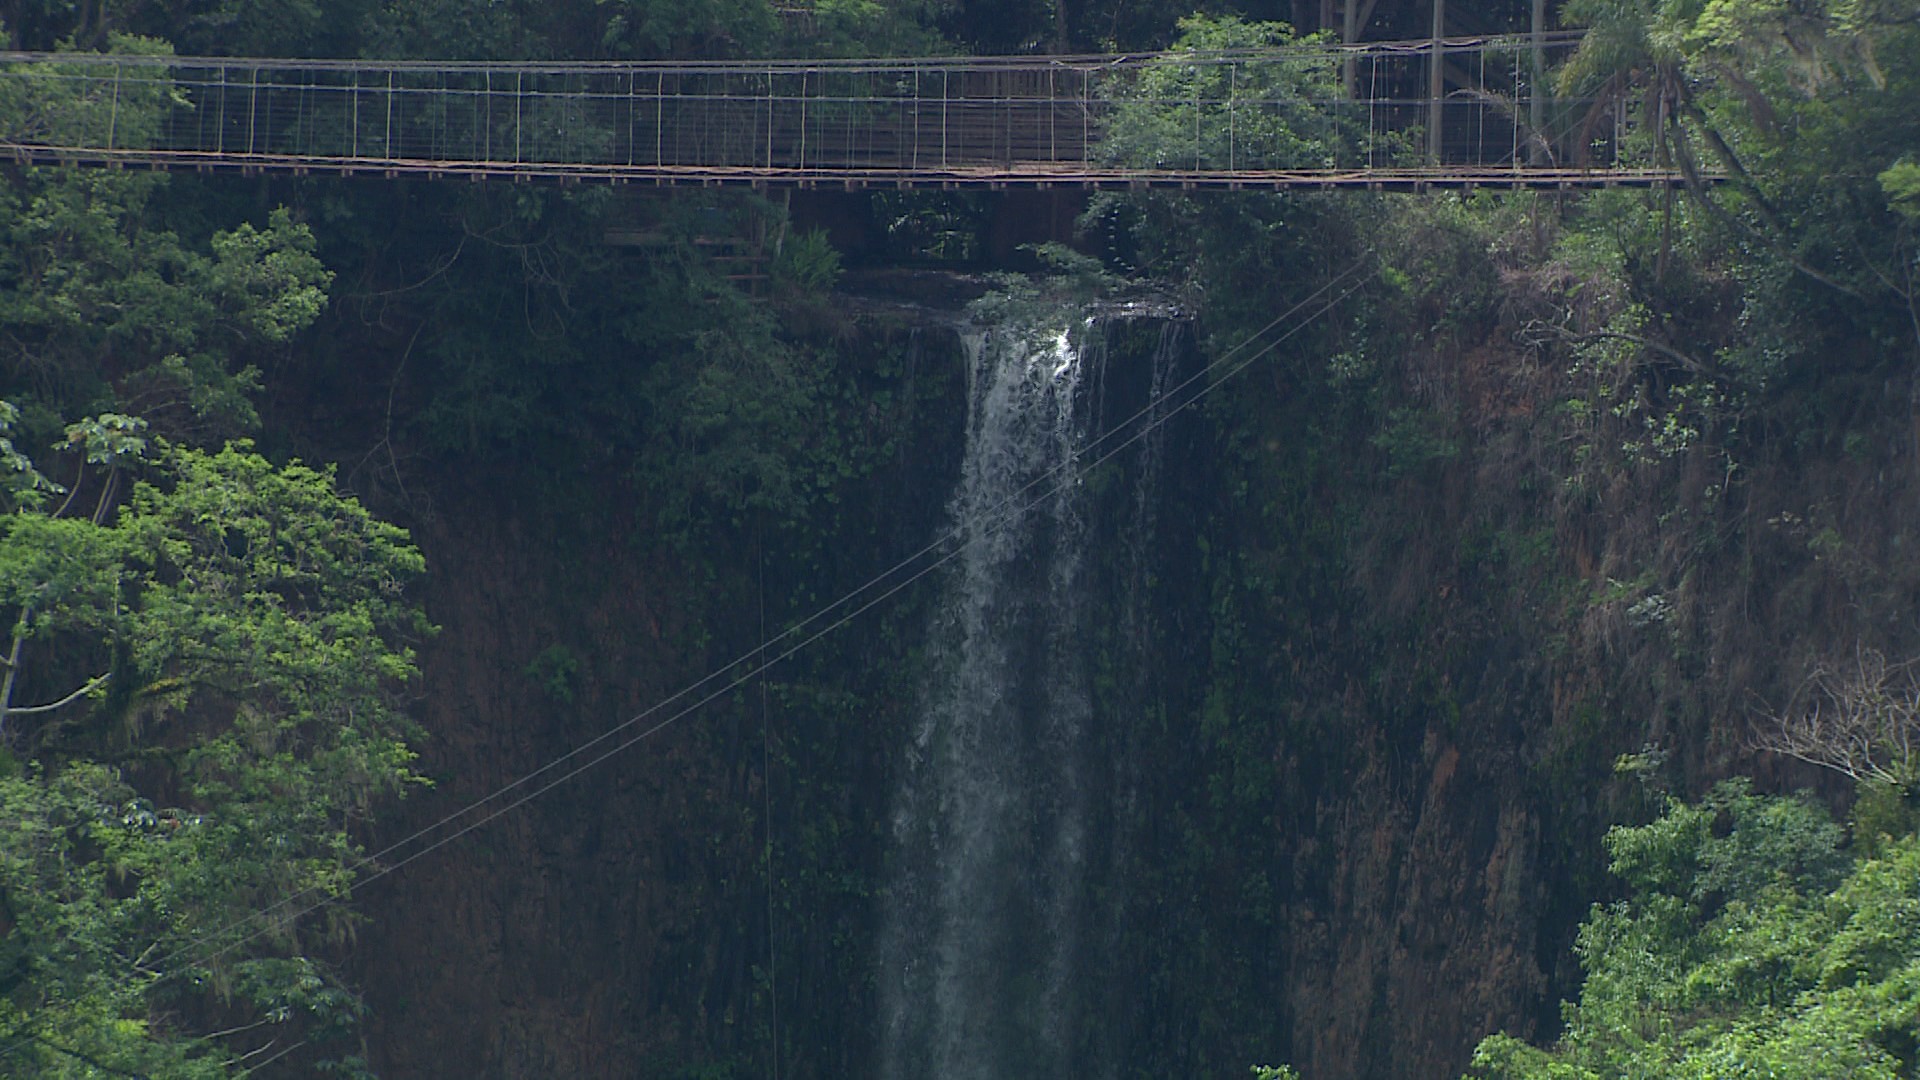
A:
[877, 310, 1182, 1080]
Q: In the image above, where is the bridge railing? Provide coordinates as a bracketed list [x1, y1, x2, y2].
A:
[0, 38, 1632, 182]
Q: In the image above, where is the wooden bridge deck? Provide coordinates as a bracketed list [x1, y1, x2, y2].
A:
[0, 36, 1684, 189]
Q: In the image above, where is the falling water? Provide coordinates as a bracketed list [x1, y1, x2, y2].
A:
[876, 315, 1090, 1080]
[877, 310, 1187, 1080]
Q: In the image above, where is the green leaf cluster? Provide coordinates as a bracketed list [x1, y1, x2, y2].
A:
[0, 437, 429, 1076]
[0, 36, 179, 148]
[1556, 0, 1920, 356]
[0, 41, 332, 440]
[1470, 781, 1920, 1080]
[1097, 15, 1350, 172]
[0, 171, 330, 435]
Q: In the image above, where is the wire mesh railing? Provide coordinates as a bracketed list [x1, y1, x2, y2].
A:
[0, 36, 1662, 187]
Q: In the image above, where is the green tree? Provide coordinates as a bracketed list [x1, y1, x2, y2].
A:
[1097, 15, 1351, 172]
[0, 24, 433, 1076]
[1556, 0, 1920, 359]
[0, 38, 333, 440]
[1469, 780, 1920, 1080]
[0, 431, 430, 1076]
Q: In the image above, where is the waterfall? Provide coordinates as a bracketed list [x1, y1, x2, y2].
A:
[877, 309, 1186, 1080]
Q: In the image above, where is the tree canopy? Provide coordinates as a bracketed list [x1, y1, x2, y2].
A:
[0, 28, 428, 1074]
[1469, 781, 1920, 1080]
[0, 433, 430, 1076]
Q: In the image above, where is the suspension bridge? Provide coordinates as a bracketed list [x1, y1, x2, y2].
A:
[0, 34, 1682, 190]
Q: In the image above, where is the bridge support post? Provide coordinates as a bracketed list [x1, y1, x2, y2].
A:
[1428, 0, 1445, 164]
[1342, 0, 1356, 96]
[1530, 0, 1547, 164]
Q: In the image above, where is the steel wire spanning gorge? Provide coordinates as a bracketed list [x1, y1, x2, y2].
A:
[0, 35, 1683, 189]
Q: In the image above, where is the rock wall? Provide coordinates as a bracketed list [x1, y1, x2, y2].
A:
[332, 266, 1915, 1079]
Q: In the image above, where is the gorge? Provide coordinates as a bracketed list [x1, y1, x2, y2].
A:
[0, 2, 1916, 1078]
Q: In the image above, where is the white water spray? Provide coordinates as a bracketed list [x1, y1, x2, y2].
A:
[878, 312, 1186, 1080]
[878, 318, 1094, 1080]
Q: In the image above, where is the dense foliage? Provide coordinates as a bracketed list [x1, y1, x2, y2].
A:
[0, 437, 429, 1076]
[1098, 16, 1348, 172]
[0, 27, 430, 1075]
[1471, 781, 1920, 1079]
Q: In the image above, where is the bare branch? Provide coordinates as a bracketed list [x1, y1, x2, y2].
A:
[238, 1040, 305, 1075]
[1526, 321, 1720, 376]
[1753, 647, 1920, 786]
[0, 614, 26, 737]
[4, 671, 111, 716]
[51, 459, 84, 519]
[90, 468, 118, 526]
[26, 1034, 152, 1079]
[201, 1017, 272, 1042]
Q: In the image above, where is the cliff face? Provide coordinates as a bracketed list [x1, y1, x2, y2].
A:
[1201, 231, 1920, 1077]
[331, 218, 1917, 1079]
[350, 479, 749, 1077]
[341, 314, 968, 1079]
